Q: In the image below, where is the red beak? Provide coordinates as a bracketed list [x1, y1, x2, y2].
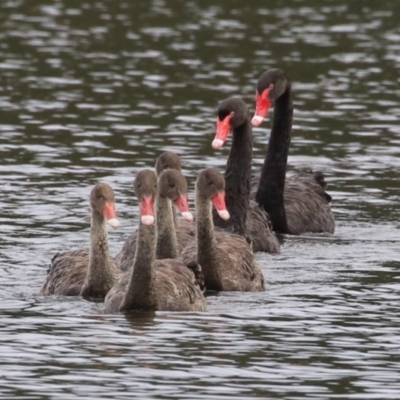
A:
[174, 194, 193, 221]
[103, 202, 117, 220]
[252, 86, 273, 126]
[103, 202, 120, 228]
[174, 194, 190, 213]
[212, 191, 230, 221]
[212, 112, 234, 149]
[140, 196, 155, 225]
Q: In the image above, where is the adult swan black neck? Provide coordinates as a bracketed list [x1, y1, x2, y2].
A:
[212, 97, 252, 237]
[211, 97, 280, 254]
[252, 68, 335, 235]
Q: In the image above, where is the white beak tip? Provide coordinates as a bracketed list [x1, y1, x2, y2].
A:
[217, 209, 230, 221]
[251, 115, 264, 126]
[141, 215, 155, 226]
[107, 218, 120, 229]
[181, 211, 193, 222]
[212, 139, 224, 150]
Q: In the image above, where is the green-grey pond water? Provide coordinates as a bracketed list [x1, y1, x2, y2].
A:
[0, 0, 400, 398]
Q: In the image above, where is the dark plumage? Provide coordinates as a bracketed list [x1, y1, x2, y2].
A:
[40, 183, 121, 300]
[105, 169, 206, 313]
[182, 168, 265, 292]
[211, 97, 280, 254]
[251, 68, 335, 234]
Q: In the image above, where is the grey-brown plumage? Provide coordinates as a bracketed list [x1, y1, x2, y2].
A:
[105, 169, 206, 313]
[155, 151, 182, 175]
[155, 169, 194, 259]
[115, 225, 195, 272]
[115, 152, 195, 271]
[252, 68, 335, 235]
[212, 97, 280, 254]
[182, 168, 265, 292]
[40, 183, 121, 300]
[106, 256, 206, 313]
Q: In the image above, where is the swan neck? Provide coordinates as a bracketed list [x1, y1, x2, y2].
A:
[256, 85, 293, 232]
[155, 195, 178, 259]
[84, 209, 115, 297]
[222, 120, 252, 236]
[196, 192, 222, 289]
[119, 220, 158, 311]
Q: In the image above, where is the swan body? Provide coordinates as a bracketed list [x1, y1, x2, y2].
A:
[251, 68, 334, 234]
[105, 169, 206, 313]
[40, 183, 120, 300]
[212, 97, 280, 253]
[182, 167, 265, 292]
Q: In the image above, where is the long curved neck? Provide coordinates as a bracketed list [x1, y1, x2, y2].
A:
[156, 195, 178, 259]
[220, 120, 252, 236]
[196, 193, 223, 290]
[119, 221, 158, 312]
[256, 85, 293, 233]
[84, 210, 115, 297]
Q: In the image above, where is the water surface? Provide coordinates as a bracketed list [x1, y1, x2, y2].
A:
[0, 0, 400, 399]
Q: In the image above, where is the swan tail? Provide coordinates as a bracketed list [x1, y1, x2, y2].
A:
[312, 171, 332, 203]
[186, 261, 205, 292]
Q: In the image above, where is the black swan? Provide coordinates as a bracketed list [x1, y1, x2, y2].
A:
[115, 152, 195, 271]
[251, 68, 335, 234]
[105, 169, 206, 313]
[40, 183, 121, 299]
[211, 97, 280, 254]
[182, 167, 265, 292]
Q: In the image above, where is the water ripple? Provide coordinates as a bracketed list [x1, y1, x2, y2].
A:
[0, 0, 400, 399]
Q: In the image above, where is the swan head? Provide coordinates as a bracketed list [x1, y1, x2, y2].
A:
[252, 68, 289, 126]
[90, 183, 120, 229]
[158, 169, 193, 222]
[134, 169, 157, 226]
[213, 97, 249, 149]
[213, 111, 233, 149]
[196, 168, 230, 221]
[155, 152, 182, 176]
[252, 85, 273, 126]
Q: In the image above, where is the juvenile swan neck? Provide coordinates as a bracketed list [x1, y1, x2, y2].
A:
[119, 221, 158, 311]
[156, 195, 178, 259]
[196, 193, 223, 290]
[224, 120, 252, 236]
[82, 209, 115, 299]
[256, 85, 293, 233]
